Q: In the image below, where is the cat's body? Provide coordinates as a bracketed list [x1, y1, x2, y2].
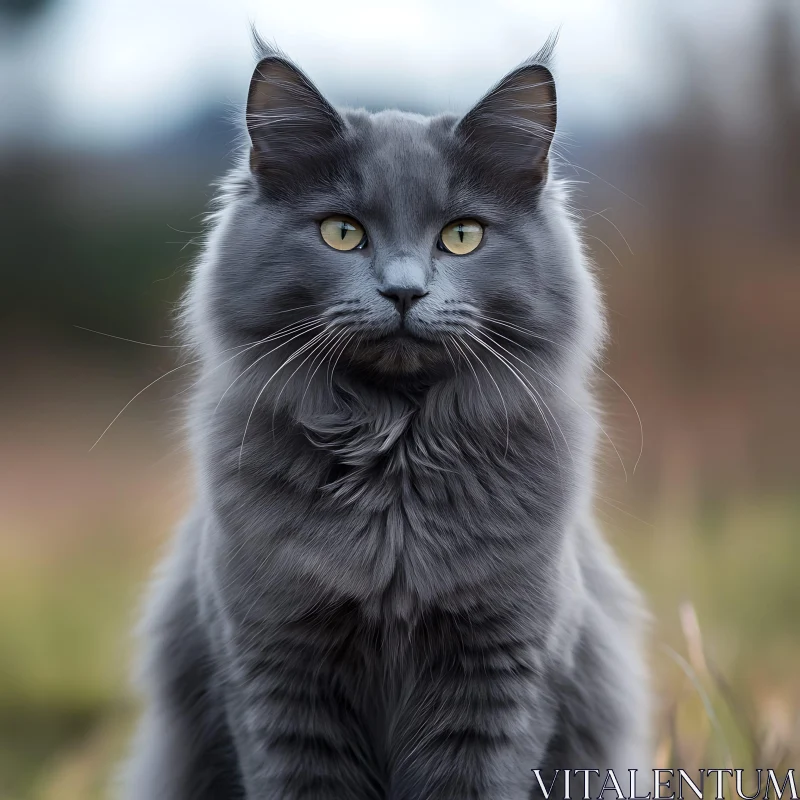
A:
[122, 41, 650, 800]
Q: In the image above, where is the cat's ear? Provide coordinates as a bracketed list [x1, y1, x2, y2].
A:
[246, 49, 344, 174]
[456, 55, 557, 186]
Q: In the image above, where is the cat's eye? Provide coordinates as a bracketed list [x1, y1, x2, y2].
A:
[438, 219, 484, 255]
[319, 216, 367, 251]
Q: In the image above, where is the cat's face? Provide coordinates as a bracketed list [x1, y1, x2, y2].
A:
[203, 52, 587, 384]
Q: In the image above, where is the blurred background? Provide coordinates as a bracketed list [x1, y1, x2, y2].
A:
[1, 0, 798, 797]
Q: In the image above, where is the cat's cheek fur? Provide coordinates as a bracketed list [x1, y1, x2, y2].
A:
[121, 42, 651, 800]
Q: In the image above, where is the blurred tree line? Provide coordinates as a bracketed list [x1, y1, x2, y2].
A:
[593, 0, 800, 496]
[0, 0, 798, 497]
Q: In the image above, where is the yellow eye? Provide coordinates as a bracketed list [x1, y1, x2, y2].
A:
[439, 219, 483, 255]
[319, 216, 366, 251]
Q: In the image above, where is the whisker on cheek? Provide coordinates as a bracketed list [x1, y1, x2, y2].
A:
[237, 327, 333, 468]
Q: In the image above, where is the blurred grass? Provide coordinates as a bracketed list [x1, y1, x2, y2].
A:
[0, 524, 150, 800]
[0, 442, 798, 798]
[611, 495, 800, 770]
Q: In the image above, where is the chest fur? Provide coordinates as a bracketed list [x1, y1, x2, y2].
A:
[214, 401, 567, 610]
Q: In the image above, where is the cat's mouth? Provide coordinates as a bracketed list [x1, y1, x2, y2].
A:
[341, 327, 450, 378]
[367, 328, 439, 350]
[389, 327, 426, 341]
[382, 313, 451, 343]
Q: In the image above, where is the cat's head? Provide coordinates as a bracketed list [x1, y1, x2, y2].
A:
[190, 40, 601, 391]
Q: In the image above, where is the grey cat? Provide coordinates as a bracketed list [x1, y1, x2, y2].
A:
[121, 36, 650, 800]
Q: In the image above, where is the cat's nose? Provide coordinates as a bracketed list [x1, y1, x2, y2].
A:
[377, 257, 429, 317]
[379, 285, 428, 316]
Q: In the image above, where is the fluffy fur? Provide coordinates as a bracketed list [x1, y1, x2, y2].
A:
[121, 39, 650, 800]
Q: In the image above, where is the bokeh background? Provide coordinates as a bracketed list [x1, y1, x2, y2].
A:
[1, 0, 799, 797]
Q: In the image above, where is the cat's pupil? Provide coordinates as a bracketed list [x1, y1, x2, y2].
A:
[458, 225, 464, 242]
[340, 223, 347, 240]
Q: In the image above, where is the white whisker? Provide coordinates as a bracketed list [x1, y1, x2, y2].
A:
[456, 336, 510, 459]
[238, 329, 332, 469]
[327, 330, 357, 396]
[89, 334, 280, 451]
[299, 328, 345, 411]
[464, 330, 571, 478]
[213, 318, 327, 415]
[269, 328, 341, 438]
[472, 313, 643, 475]
[584, 233, 624, 269]
[73, 325, 186, 349]
[478, 327, 628, 483]
[581, 208, 634, 255]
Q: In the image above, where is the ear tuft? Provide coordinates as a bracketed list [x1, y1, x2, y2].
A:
[249, 25, 283, 63]
[527, 29, 559, 71]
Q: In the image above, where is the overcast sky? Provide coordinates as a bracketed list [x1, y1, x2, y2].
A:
[0, 0, 787, 149]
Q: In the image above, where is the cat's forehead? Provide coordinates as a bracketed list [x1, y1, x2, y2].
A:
[342, 108, 454, 221]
